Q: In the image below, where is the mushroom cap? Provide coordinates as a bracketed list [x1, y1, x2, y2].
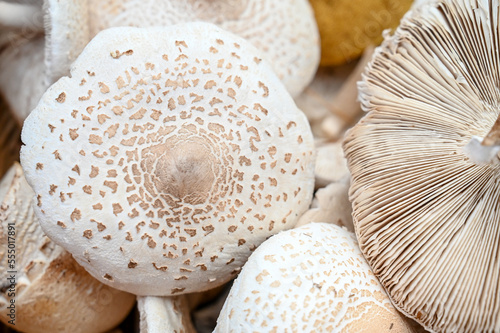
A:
[309, 0, 412, 66]
[214, 223, 413, 332]
[21, 22, 315, 296]
[0, 163, 135, 333]
[87, 0, 320, 97]
[343, 0, 500, 331]
[295, 178, 353, 231]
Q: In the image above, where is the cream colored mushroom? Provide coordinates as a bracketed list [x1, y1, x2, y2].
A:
[314, 141, 350, 189]
[294, 45, 374, 140]
[0, 0, 89, 124]
[215, 222, 414, 332]
[0, 163, 135, 333]
[344, 0, 500, 331]
[0, 1, 42, 31]
[20, 22, 315, 296]
[87, 0, 320, 97]
[295, 179, 353, 231]
[138, 295, 195, 333]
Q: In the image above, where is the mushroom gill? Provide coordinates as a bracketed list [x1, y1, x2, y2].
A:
[344, 0, 500, 332]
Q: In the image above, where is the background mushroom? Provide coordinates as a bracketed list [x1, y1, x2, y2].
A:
[86, 0, 320, 98]
[344, 0, 500, 331]
[0, 163, 136, 333]
[0, 0, 89, 124]
[309, 0, 412, 66]
[20, 23, 315, 332]
[215, 222, 415, 332]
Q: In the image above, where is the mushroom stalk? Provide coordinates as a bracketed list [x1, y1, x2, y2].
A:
[0, 2, 43, 31]
[464, 114, 500, 164]
[481, 114, 500, 146]
[138, 295, 195, 333]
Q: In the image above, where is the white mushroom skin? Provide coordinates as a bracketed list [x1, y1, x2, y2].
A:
[20, 23, 315, 296]
[0, 163, 135, 333]
[344, 0, 500, 331]
[215, 223, 414, 332]
[87, 0, 320, 97]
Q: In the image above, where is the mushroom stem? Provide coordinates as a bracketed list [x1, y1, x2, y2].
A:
[0, 2, 43, 31]
[138, 295, 196, 333]
[481, 114, 500, 146]
[328, 44, 375, 124]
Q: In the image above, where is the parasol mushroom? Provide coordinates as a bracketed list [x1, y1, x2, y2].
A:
[0, 0, 89, 124]
[0, 163, 136, 333]
[87, 0, 320, 98]
[214, 222, 414, 332]
[20, 21, 315, 330]
[344, 0, 500, 331]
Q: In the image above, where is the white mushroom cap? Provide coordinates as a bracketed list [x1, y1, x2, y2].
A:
[87, 0, 320, 97]
[0, 163, 136, 333]
[295, 179, 353, 231]
[214, 223, 414, 332]
[21, 22, 315, 296]
[314, 141, 350, 189]
[344, 0, 500, 331]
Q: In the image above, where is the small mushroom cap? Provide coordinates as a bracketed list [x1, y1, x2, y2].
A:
[344, 0, 500, 331]
[314, 142, 350, 188]
[214, 223, 413, 332]
[0, 163, 135, 333]
[295, 178, 353, 231]
[21, 22, 315, 296]
[87, 0, 320, 97]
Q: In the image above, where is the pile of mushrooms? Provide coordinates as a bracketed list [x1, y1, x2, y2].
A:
[4, 0, 499, 332]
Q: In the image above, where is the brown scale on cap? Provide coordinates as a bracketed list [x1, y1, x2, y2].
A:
[21, 23, 315, 296]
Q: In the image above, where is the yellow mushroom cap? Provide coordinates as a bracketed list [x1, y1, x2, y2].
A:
[310, 0, 412, 66]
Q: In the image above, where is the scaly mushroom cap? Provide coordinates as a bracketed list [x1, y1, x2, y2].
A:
[21, 23, 315, 296]
[87, 0, 320, 97]
[344, 0, 500, 331]
[214, 223, 413, 332]
[0, 163, 135, 333]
